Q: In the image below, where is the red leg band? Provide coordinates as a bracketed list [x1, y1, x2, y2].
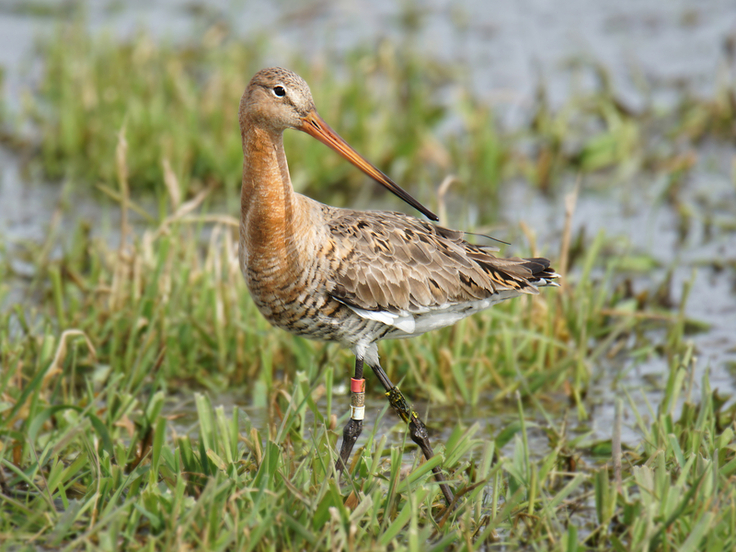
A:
[351, 378, 365, 393]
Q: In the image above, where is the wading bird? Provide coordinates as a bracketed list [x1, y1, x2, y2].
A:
[239, 67, 559, 505]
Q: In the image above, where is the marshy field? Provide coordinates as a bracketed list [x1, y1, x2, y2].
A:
[1, 1, 735, 550]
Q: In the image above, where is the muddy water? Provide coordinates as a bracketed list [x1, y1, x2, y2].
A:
[0, 0, 732, 109]
[2, 1, 735, 460]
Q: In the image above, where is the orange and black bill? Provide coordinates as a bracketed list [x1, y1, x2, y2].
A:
[300, 111, 439, 221]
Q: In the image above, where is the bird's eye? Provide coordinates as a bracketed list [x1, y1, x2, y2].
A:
[273, 86, 286, 97]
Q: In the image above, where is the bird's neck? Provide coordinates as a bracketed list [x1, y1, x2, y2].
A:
[239, 122, 306, 269]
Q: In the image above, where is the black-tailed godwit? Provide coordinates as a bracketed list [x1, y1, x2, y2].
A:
[239, 67, 559, 505]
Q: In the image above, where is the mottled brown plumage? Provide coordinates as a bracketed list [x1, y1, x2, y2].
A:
[327, 209, 554, 313]
[238, 67, 559, 505]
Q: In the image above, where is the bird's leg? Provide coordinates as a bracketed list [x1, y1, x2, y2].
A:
[336, 357, 365, 473]
[369, 361, 455, 506]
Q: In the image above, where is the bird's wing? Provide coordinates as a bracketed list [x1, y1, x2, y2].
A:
[325, 209, 554, 317]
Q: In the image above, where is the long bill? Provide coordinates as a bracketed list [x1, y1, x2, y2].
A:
[299, 111, 439, 221]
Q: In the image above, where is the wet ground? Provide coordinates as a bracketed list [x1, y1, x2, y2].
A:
[1, 0, 735, 458]
[2, 0, 733, 105]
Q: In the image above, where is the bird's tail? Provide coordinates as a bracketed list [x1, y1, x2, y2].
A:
[522, 257, 561, 288]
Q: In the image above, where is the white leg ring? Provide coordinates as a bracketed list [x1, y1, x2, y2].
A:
[350, 405, 365, 421]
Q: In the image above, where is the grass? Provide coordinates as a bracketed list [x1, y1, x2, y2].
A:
[1, 15, 736, 552]
[2, 273, 734, 550]
[13, 19, 734, 215]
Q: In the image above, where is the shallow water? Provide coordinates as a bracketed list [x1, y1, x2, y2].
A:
[1, 0, 733, 109]
[1, 0, 735, 462]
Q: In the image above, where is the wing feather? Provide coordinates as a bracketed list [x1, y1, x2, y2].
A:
[325, 208, 557, 316]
